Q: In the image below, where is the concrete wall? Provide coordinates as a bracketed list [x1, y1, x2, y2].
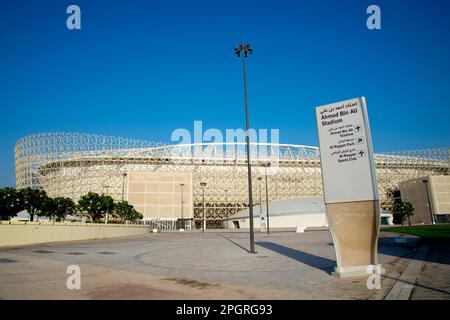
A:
[400, 175, 450, 224]
[127, 171, 193, 220]
[400, 177, 432, 224]
[429, 175, 450, 215]
[0, 221, 151, 247]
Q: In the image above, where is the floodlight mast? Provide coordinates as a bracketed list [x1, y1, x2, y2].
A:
[263, 162, 271, 235]
[234, 42, 256, 254]
[180, 183, 185, 230]
[200, 182, 207, 232]
[121, 173, 127, 201]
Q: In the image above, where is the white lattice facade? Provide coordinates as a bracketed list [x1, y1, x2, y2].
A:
[14, 133, 449, 226]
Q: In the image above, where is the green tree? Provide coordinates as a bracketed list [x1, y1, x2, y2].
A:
[114, 201, 143, 223]
[41, 197, 57, 221]
[403, 201, 414, 226]
[77, 192, 114, 223]
[20, 187, 49, 221]
[0, 187, 24, 220]
[53, 197, 75, 222]
[392, 200, 415, 228]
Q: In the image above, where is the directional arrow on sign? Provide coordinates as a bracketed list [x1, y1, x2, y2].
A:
[358, 150, 365, 157]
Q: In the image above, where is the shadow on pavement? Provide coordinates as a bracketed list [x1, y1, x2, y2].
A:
[378, 243, 450, 266]
[218, 234, 250, 253]
[256, 241, 335, 273]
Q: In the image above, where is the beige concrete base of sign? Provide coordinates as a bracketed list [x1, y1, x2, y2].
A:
[326, 200, 382, 278]
[332, 264, 385, 278]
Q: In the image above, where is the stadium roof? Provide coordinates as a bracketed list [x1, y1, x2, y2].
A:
[224, 196, 326, 221]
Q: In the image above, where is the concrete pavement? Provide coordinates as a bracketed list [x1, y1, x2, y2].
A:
[0, 230, 447, 299]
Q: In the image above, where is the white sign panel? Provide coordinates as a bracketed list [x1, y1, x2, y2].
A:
[316, 97, 379, 204]
[260, 212, 267, 230]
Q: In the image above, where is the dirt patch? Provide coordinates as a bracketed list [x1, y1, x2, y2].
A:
[163, 277, 220, 289]
[32, 250, 54, 254]
[0, 258, 17, 264]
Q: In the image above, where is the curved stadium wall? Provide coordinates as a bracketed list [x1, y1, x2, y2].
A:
[14, 132, 449, 227]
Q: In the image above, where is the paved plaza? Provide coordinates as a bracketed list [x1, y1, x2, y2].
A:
[0, 230, 448, 300]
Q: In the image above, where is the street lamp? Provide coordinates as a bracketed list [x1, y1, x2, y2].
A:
[224, 189, 228, 203]
[71, 178, 76, 201]
[262, 162, 271, 235]
[104, 185, 111, 225]
[423, 179, 436, 225]
[121, 173, 127, 201]
[200, 182, 207, 232]
[234, 42, 256, 253]
[257, 176, 264, 233]
[180, 183, 185, 230]
[257, 177, 263, 216]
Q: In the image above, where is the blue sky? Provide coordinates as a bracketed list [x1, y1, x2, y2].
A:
[1, 0, 449, 187]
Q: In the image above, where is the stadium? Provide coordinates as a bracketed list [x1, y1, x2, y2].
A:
[14, 132, 449, 228]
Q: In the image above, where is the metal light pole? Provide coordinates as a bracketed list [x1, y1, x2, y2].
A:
[71, 178, 76, 201]
[200, 182, 207, 232]
[180, 183, 185, 230]
[423, 179, 435, 225]
[104, 185, 110, 225]
[234, 42, 256, 253]
[263, 162, 271, 235]
[121, 173, 127, 201]
[257, 177, 263, 217]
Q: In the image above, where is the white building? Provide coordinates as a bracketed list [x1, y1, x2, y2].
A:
[223, 196, 393, 229]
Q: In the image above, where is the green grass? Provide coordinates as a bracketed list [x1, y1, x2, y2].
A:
[382, 224, 450, 242]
